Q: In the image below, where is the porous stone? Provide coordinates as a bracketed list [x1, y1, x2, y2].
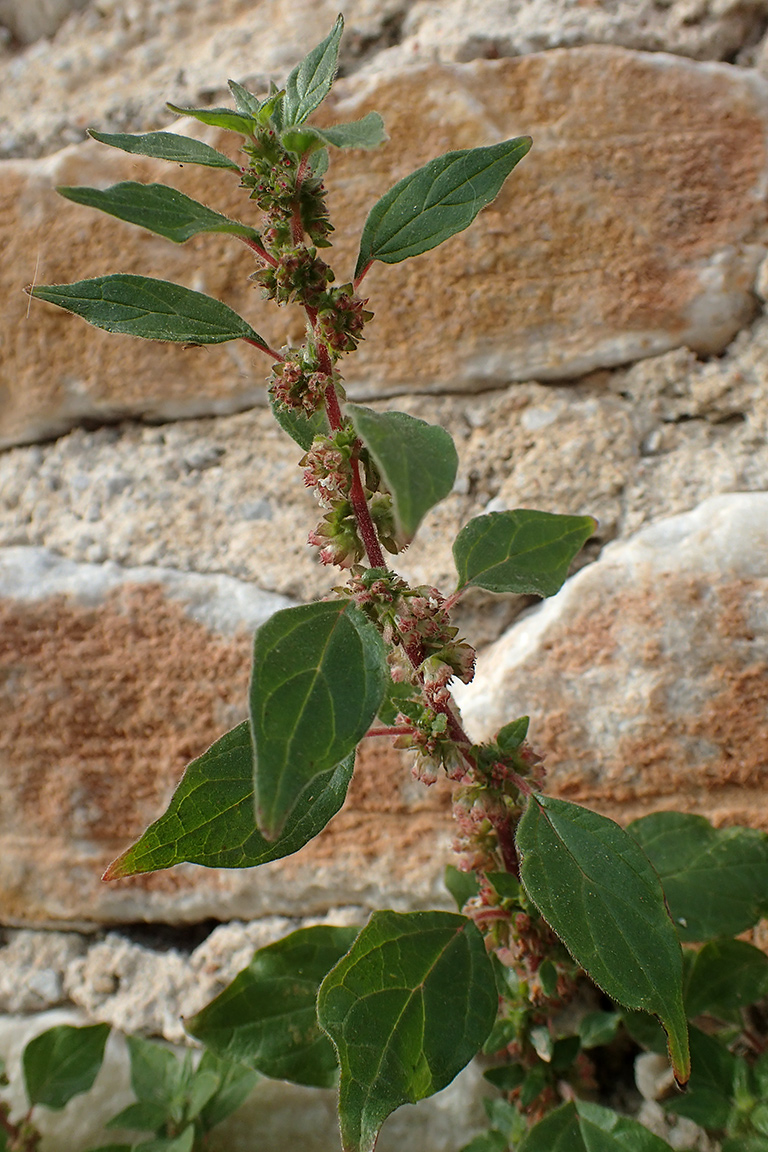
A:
[0, 548, 453, 927]
[5, 46, 768, 445]
[455, 492, 768, 831]
[1, 0, 766, 159]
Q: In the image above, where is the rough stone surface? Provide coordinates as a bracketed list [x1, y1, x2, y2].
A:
[0, 0, 89, 44]
[3, 0, 768, 158]
[5, 46, 768, 445]
[0, 549, 453, 927]
[0, 1004, 489, 1151]
[455, 492, 768, 831]
[4, 323, 768, 619]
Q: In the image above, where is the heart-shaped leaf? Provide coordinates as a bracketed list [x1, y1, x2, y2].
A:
[355, 136, 531, 277]
[627, 810, 768, 941]
[519, 1099, 675, 1151]
[57, 183, 259, 244]
[282, 14, 343, 127]
[516, 794, 689, 1084]
[30, 274, 269, 348]
[23, 1023, 110, 1110]
[104, 722, 355, 879]
[187, 924, 358, 1087]
[167, 104, 257, 136]
[88, 130, 240, 170]
[453, 509, 596, 596]
[250, 601, 387, 839]
[346, 405, 458, 543]
[317, 910, 497, 1152]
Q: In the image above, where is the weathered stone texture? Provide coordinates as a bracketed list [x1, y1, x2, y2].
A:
[5, 47, 768, 445]
[456, 493, 768, 832]
[0, 550, 452, 927]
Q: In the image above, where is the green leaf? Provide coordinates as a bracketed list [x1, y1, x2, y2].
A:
[684, 938, 768, 1021]
[195, 1052, 259, 1132]
[516, 794, 689, 1084]
[453, 509, 596, 597]
[723, 1140, 768, 1152]
[106, 1101, 169, 1132]
[578, 1010, 621, 1049]
[317, 910, 497, 1152]
[496, 716, 530, 753]
[354, 136, 532, 278]
[346, 405, 458, 543]
[104, 722, 355, 878]
[23, 1023, 110, 1110]
[30, 275, 269, 349]
[227, 80, 262, 117]
[167, 104, 256, 137]
[310, 113, 387, 151]
[57, 183, 259, 244]
[133, 1129, 195, 1152]
[88, 130, 240, 170]
[126, 1036, 182, 1108]
[283, 14, 343, 126]
[269, 392, 330, 450]
[443, 864, 480, 911]
[187, 924, 358, 1088]
[250, 601, 387, 839]
[519, 1100, 675, 1151]
[664, 1027, 737, 1129]
[627, 811, 768, 942]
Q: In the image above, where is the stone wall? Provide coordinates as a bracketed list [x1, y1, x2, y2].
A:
[2, 2, 768, 1149]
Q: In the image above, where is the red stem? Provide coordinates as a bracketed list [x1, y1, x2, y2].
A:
[350, 453, 386, 568]
[366, 725, 416, 739]
[239, 235, 278, 267]
[243, 337, 284, 361]
[353, 261, 373, 291]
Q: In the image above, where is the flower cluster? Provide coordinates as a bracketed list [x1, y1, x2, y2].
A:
[252, 245, 334, 307]
[269, 352, 332, 414]
[315, 286, 374, 354]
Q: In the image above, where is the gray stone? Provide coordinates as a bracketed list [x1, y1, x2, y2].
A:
[455, 492, 768, 830]
[0, 0, 88, 44]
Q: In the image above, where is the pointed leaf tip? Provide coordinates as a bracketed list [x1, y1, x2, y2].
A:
[517, 794, 689, 1084]
[317, 910, 497, 1152]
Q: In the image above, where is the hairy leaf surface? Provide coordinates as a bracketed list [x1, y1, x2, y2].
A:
[628, 810, 768, 941]
[317, 910, 497, 1152]
[347, 405, 458, 542]
[284, 113, 387, 154]
[355, 137, 531, 276]
[23, 1023, 110, 1110]
[167, 103, 256, 136]
[250, 601, 387, 839]
[453, 509, 596, 596]
[88, 130, 240, 170]
[187, 925, 358, 1087]
[30, 275, 269, 348]
[57, 183, 259, 243]
[104, 723, 354, 878]
[517, 794, 689, 1084]
[282, 14, 343, 126]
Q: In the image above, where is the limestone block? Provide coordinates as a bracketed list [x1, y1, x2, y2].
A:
[455, 492, 768, 831]
[5, 47, 768, 445]
[0, 547, 453, 927]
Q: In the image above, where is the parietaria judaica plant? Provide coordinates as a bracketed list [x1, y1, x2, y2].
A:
[25, 14, 768, 1152]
